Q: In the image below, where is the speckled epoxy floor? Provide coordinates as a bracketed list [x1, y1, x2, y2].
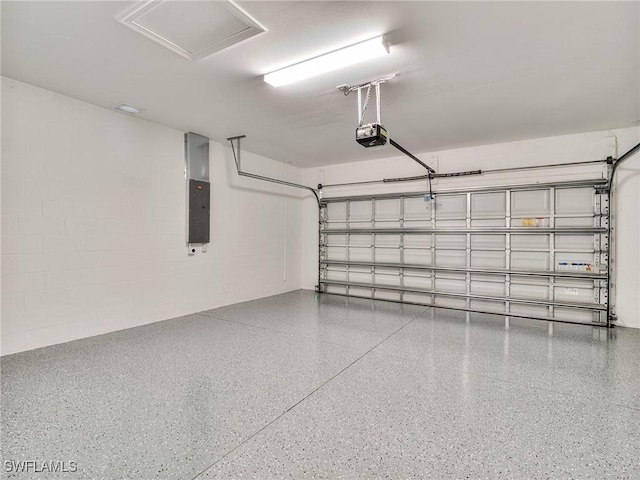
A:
[2, 290, 639, 479]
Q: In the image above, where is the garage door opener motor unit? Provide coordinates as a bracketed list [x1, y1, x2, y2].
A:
[339, 75, 436, 177]
[356, 123, 388, 148]
[338, 75, 393, 149]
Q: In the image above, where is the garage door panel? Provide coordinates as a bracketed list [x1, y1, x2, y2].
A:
[511, 283, 549, 300]
[556, 188, 593, 215]
[471, 192, 506, 217]
[327, 202, 346, 223]
[349, 286, 373, 297]
[470, 280, 505, 296]
[375, 248, 400, 263]
[435, 277, 466, 293]
[375, 234, 401, 246]
[554, 285, 594, 304]
[555, 217, 595, 227]
[403, 292, 430, 304]
[512, 234, 549, 250]
[436, 234, 466, 248]
[471, 234, 505, 248]
[435, 195, 466, 219]
[375, 199, 401, 222]
[435, 250, 466, 267]
[327, 246, 347, 261]
[435, 219, 467, 228]
[349, 248, 373, 262]
[350, 234, 372, 246]
[404, 275, 433, 290]
[555, 235, 593, 250]
[325, 284, 347, 295]
[404, 249, 432, 265]
[510, 303, 550, 318]
[435, 297, 467, 309]
[511, 251, 549, 270]
[404, 219, 432, 227]
[553, 307, 594, 322]
[404, 197, 429, 218]
[555, 278, 594, 289]
[374, 290, 402, 301]
[374, 271, 401, 286]
[326, 233, 346, 247]
[327, 268, 348, 282]
[470, 299, 505, 313]
[349, 200, 372, 220]
[470, 273, 504, 283]
[349, 271, 373, 284]
[471, 219, 506, 228]
[511, 275, 549, 286]
[320, 180, 608, 326]
[555, 252, 594, 270]
[405, 234, 432, 247]
[471, 250, 506, 268]
[512, 190, 549, 217]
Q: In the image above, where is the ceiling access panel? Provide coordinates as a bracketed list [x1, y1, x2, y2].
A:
[118, 0, 265, 61]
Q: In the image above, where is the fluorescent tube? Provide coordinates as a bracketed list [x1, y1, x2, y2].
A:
[264, 35, 389, 87]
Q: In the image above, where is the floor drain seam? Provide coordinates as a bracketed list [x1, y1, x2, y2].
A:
[191, 310, 422, 479]
[194, 314, 364, 351]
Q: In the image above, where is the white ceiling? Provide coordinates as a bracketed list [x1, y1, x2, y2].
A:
[2, 1, 639, 168]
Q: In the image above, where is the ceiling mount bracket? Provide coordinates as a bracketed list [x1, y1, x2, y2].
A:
[336, 73, 397, 96]
[337, 75, 396, 126]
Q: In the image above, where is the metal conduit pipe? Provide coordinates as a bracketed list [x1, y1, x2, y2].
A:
[227, 135, 321, 206]
[226, 135, 323, 291]
[320, 178, 608, 203]
[606, 141, 640, 325]
[610, 142, 640, 187]
[321, 159, 608, 188]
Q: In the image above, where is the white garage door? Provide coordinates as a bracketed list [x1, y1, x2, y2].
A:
[319, 179, 610, 326]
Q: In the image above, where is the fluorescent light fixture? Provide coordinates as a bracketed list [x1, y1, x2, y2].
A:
[114, 104, 144, 115]
[264, 35, 389, 87]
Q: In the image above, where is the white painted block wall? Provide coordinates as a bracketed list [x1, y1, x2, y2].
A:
[1, 77, 304, 355]
[301, 127, 640, 329]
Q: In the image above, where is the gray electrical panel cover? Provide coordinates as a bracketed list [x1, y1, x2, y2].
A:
[185, 132, 210, 245]
[188, 179, 210, 243]
[185, 132, 210, 181]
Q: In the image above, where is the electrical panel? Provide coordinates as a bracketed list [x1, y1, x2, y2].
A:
[185, 132, 210, 249]
[188, 179, 210, 244]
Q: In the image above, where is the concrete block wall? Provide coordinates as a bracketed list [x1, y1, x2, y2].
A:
[1, 77, 304, 354]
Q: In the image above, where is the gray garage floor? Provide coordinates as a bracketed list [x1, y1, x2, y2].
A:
[2, 290, 639, 479]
